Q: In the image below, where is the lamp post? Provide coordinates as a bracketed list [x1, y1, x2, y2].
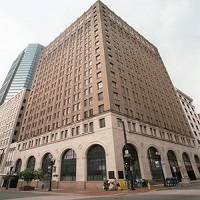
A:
[120, 119, 135, 190]
[48, 154, 55, 191]
[155, 152, 166, 187]
[0, 148, 5, 165]
[5, 167, 14, 190]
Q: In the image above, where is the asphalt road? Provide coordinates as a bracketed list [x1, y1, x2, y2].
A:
[0, 184, 200, 200]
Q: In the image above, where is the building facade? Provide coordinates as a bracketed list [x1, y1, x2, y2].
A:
[0, 89, 29, 186]
[0, 43, 44, 105]
[13, 1, 200, 189]
[176, 88, 200, 147]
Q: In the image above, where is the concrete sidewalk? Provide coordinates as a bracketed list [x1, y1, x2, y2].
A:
[21, 185, 165, 196]
[0, 185, 164, 196]
[50, 180, 200, 196]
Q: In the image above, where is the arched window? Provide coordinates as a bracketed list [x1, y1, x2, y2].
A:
[42, 153, 52, 175]
[61, 149, 76, 181]
[194, 155, 200, 173]
[15, 159, 22, 172]
[122, 144, 141, 179]
[167, 150, 182, 181]
[182, 152, 196, 180]
[148, 147, 163, 180]
[87, 144, 106, 181]
[27, 156, 36, 170]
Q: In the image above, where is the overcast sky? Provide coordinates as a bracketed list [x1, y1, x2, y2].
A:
[0, 0, 199, 112]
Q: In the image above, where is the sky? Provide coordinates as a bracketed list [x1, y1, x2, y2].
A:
[0, 0, 199, 112]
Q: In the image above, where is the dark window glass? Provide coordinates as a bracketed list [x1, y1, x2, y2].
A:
[27, 156, 36, 170]
[61, 149, 76, 181]
[87, 145, 106, 181]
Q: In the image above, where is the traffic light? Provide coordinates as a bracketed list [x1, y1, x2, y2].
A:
[129, 156, 135, 166]
[124, 157, 129, 171]
[130, 156, 134, 161]
[124, 159, 129, 166]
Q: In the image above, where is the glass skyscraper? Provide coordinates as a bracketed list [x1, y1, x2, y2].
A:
[0, 43, 44, 105]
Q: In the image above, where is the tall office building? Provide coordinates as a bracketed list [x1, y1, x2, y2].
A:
[14, 1, 199, 189]
[0, 43, 44, 105]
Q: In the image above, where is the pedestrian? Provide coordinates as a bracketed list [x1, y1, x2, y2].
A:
[103, 179, 110, 191]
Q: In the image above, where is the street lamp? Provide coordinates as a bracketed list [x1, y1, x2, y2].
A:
[5, 166, 14, 190]
[120, 119, 135, 190]
[155, 152, 166, 187]
[0, 148, 5, 165]
[48, 154, 55, 191]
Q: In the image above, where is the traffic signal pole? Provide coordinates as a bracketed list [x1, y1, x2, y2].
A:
[121, 120, 135, 190]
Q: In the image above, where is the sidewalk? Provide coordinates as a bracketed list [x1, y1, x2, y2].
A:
[29, 185, 165, 196]
[0, 185, 164, 197]
[2, 181, 199, 197]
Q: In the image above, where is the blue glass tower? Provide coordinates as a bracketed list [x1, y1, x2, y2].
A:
[0, 43, 44, 105]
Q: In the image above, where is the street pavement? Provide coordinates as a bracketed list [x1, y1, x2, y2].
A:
[1, 181, 200, 200]
[0, 185, 163, 200]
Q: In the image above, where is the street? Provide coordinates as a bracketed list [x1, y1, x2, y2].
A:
[0, 184, 200, 200]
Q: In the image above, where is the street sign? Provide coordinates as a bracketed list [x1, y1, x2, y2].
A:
[125, 150, 129, 155]
[124, 154, 131, 157]
[155, 161, 160, 167]
[172, 166, 176, 172]
[161, 160, 166, 166]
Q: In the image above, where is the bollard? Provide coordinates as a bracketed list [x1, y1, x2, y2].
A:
[147, 182, 151, 190]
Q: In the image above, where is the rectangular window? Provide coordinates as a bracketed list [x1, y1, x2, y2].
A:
[95, 41, 99, 46]
[97, 71, 102, 78]
[89, 86, 93, 94]
[84, 89, 88, 95]
[110, 62, 113, 68]
[97, 81, 103, 89]
[98, 92, 103, 100]
[112, 81, 116, 88]
[89, 77, 92, 83]
[96, 54, 100, 61]
[89, 122, 94, 132]
[99, 118, 106, 128]
[89, 97, 93, 105]
[89, 109, 93, 117]
[98, 104, 104, 113]
[127, 121, 131, 131]
[77, 114, 80, 121]
[84, 123, 88, 132]
[72, 128, 75, 136]
[115, 104, 120, 112]
[96, 62, 101, 69]
[95, 47, 100, 53]
[95, 35, 99, 40]
[117, 118, 122, 127]
[114, 92, 118, 100]
[76, 126, 80, 135]
[77, 102, 80, 110]
[84, 99, 88, 106]
[111, 71, 115, 78]
[84, 111, 88, 119]
[84, 79, 88, 86]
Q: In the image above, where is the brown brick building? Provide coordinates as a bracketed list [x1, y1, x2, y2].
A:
[14, 1, 199, 189]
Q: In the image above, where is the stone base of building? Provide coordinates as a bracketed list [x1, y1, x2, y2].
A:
[180, 177, 190, 185]
[17, 180, 105, 190]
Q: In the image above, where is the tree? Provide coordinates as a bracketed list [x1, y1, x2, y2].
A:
[18, 168, 43, 186]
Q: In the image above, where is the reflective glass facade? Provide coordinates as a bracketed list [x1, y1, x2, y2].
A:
[0, 43, 44, 105]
